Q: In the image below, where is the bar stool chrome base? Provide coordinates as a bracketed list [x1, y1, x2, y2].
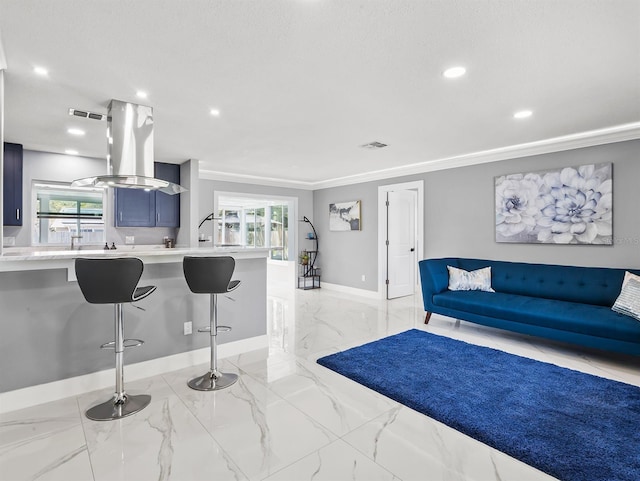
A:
[85, 393, 151, 421]
[188, 370, 238, 391]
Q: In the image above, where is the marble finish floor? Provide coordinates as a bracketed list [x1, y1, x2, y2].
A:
[2, 282, 639, 481]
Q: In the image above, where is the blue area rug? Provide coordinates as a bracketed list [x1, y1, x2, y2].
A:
[317, 329, 640, 481]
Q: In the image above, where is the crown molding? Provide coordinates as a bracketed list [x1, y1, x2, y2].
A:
[199, 122, 640, 191]
[312, 122, 640, 189]
[199, 169, 316, 190]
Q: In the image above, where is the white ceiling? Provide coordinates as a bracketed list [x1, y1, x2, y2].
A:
[1, 0, 639, 189]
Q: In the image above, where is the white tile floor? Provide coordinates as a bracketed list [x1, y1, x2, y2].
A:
[1, 281, 639, 481]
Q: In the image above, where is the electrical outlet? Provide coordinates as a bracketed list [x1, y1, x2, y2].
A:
[3, 237, 15, 246]
[361, 274, 366, 282]
[183, 321, 192, 336]
[125, 236, 135, 244]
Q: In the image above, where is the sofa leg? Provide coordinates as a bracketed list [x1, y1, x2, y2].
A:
[424, 312, 432, 324]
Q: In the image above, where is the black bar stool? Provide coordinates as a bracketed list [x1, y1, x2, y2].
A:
[183, 256, 240, 391]
[75, 257, 156, 421]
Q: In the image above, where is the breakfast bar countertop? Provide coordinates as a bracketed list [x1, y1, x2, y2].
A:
[0, 245, 270, 273]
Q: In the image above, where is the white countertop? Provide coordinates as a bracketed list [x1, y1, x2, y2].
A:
[0, 246, 269, 274]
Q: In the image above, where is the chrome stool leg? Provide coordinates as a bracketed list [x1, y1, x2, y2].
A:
[188, 293, 238, 391]
[86, 303, 151, 420]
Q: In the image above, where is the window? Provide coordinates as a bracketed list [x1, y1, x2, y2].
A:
[216, 209, 241, 246]
[244, 207, 265, 248]
[269, 205, 288, 260]
[214, 194, 293, 261]
[33, 182, 105, 246]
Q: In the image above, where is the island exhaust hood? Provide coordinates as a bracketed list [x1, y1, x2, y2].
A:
[72, 99, 186, 195]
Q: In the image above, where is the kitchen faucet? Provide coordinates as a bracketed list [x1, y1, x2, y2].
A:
[70, 235, 83, 250]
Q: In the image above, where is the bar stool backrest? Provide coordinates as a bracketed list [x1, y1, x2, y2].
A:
[183, 256, 235, 294]
[75, 257, 144, 304]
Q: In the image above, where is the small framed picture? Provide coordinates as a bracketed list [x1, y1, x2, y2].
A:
[329, 200, 361, 231]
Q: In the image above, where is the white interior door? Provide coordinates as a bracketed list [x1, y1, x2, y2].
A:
[387, 189, 417, 299]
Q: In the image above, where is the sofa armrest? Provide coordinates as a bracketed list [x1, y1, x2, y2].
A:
[419, 258, 456, 310]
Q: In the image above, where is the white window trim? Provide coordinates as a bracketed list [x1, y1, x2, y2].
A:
[213, 191, 298, 262]
[32, 180, 107, 247]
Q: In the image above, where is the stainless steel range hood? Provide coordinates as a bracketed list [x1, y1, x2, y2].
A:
[72, 99, 186, 195]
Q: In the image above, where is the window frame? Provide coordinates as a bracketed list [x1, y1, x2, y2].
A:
[32, 180, 107, 247]
[213, 192, 296, 262]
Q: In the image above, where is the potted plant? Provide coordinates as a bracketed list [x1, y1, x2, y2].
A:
[299, 252, 310, 265]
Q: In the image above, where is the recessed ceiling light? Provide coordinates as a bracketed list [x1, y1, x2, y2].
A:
[136, 91, 148, 99]
[443, 66, 466, 79]
[210, 108, 221, 117]
[67, 128, 85, 136]
[33, 66, 49, 76]
[65, 149, 79, 155]
[513, 110, 533, 119]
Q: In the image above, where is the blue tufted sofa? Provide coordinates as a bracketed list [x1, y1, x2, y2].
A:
[419, 258, 640, 356]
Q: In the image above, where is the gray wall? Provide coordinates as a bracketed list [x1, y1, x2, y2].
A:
[423, 140, 639, 268]
[314, 139, 640, 291]
[0, 257, 267, 393]
[4, 150, 177, 247]
[313, 182, 380, 290]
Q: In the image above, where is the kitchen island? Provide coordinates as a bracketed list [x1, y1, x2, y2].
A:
[0, 246, 268, 411]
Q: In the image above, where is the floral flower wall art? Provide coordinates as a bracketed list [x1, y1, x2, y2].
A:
[495, 163, 612, 245]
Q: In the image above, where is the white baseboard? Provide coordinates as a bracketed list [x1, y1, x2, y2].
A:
[321, 282, 382, 299]
[0, 335, 268, 414]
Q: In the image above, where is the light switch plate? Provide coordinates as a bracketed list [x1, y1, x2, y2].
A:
[3, 237, 16, 246]
[125, 236, 135, 244]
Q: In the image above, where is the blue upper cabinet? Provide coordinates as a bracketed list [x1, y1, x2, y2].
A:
[114, 187, 156, 227]
[3, 143, 23, 226]
[154, 162, 180, 227]
[114, 162, 180, 228]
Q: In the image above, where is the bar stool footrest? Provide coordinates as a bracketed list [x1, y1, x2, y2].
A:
[217, 325, 232, 332]
[197, 326, 211, 333]
[100, 339, 144, 349]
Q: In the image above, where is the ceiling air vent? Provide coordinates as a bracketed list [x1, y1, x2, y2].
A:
[361, 141, 388, 149]
[68, 108, 107, 121]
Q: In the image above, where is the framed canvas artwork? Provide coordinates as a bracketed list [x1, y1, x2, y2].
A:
[495, 163, 612, 245]
[329, 200, 361, 231]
